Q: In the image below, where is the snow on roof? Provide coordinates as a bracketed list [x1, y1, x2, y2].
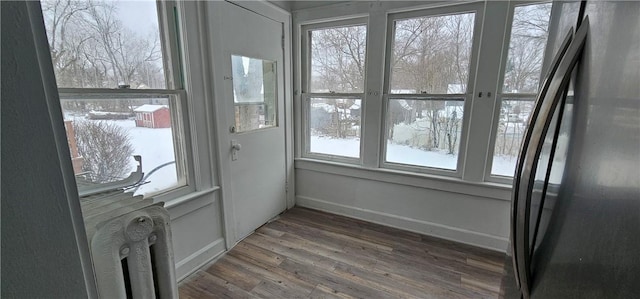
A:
[134, 104, 168, 113]
[447, 84, 464, 94]
[391, 89, 416, 94]
[311, 102, 335, 113]
[89, 110, 110, 116]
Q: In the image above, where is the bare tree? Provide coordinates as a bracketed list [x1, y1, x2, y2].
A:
[495, 3, 551, 160]
[331, 98, 357, 138]
[503, 3, 552, 93]
[41, 0, 165, 89]
[386, 13, 473, 154]
[41, 0, 93, 86]
[391, 13, 474, 94]
[309, 25, 365, 139]
[308, 13, 471, 153]
[311, 25, 366, 93]
[74, 120, 134, 183]
[84, 1, 162, 88]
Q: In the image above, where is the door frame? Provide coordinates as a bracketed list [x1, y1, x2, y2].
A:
[207, 0, 293, 249]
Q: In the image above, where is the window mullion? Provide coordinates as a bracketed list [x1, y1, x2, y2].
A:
[461, 1, 509, 182]
[361, 9, 387, 168]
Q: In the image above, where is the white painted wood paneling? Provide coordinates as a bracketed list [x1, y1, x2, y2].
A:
[1, 2, 96, 297]
[168, 193, 225, 280]
[296, 168, 510, 251]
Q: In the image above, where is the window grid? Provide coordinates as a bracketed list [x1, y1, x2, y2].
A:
[381, 6, 480, 176]
[296, 1, 552, 183]
[301, 20, 368, 162]
[488, 1, 553, 181]
[41, 1, 193, 198]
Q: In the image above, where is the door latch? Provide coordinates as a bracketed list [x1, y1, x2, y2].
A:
[231, 140, 241, 161]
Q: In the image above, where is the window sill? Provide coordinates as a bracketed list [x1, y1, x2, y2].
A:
[295, 158, 512, 201]
[164, 187, 220, 209]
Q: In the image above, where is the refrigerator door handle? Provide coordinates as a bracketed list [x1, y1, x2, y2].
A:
[513, 17, 589, 299]
[510, 28, 574, 290]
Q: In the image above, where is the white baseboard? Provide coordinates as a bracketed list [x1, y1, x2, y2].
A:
[175, 238, 226, 281]
[296, 196, 508, 253]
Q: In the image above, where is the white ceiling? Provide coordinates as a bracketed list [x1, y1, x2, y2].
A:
[269, 0, 351, 12]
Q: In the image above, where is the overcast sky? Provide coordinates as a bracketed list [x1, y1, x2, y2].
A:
[117, 0, 159, 36]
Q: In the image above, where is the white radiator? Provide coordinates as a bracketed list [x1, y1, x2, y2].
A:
[82, 192, 178, 299]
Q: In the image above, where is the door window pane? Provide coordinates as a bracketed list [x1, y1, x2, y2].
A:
[491, 99, 535, 176]
[385, 98, 464, 170]
[60, 96, 184, 196]
[41, 0, 166, 89]
[309, 25, 367, 93]
[390, 12, 475, 94]
[502, 3, 552, 93]
[232, 55, 277, 132]
[309, 98, 361, 158]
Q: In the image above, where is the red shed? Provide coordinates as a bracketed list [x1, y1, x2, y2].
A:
[134, 104, 171, 128]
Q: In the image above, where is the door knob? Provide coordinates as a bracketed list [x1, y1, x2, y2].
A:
[231, 140, 241, 161]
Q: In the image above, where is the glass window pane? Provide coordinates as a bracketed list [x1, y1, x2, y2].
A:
[491, 99, 535, 176]
[390, 13, 475, 94]
[310, 25, 367, 93]
[41, 0, 166, 89]
[503, 3, 552, 94]
[232, 55, 277, 133]
[309, 98, 361, 158]
[385, 98, 464, 170]
[60, 96, 184, 196]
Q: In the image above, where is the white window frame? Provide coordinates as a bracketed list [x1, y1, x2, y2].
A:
[300, 17, 369, 164]
[55, 1, 196, 201]
[486, 0, 553, 184]
[380, 3, 485, 178]
[292, 1, 558, 189]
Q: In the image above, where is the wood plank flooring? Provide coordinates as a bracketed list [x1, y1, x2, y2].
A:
[179, 207, 506, 298]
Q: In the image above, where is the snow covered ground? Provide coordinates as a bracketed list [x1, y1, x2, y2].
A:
[386, 143, 458, 170]
[311, 135, 521, 176]
[110, 120, 179, 196]
[69, 118, 179, 197]
[72, 118, 562, 197]
[492, 155, 518, 177]
[309, 136, 361, 158]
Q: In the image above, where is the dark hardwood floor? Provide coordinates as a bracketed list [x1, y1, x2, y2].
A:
[179, 207, 506, 298]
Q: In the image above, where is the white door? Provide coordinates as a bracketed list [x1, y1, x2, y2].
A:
[219, 2, 286, 241]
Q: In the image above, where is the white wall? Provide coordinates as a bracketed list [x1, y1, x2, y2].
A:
[268, 0, 292, 11]
[166, 192, 226, 280]
[296, 161, 511, 251]
[1, 2, 96, 297]
[292, 1, 514, 252]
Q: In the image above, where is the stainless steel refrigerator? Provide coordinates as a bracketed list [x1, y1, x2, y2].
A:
[501, 1, 640, 298]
